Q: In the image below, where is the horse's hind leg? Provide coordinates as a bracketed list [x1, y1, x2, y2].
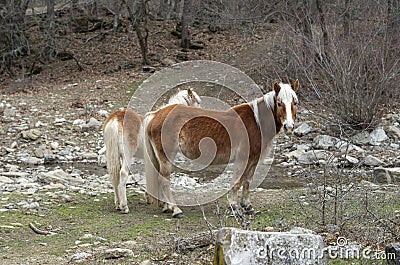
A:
[109, 167, 121, 211]
[118, 158, 130, 213]
[159, 160, 184, 218]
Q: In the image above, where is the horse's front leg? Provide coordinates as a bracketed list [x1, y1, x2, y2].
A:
[229, 159, 247, 210]
[240, 163, 257, 215]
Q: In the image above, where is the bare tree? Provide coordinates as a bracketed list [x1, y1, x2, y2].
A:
[158, 0, 182, 20]
[0, 0, 30, 76]
[112, 1, 124, 32]
[278, 0, 400, 130]
[125, 0, 149, 65]
[44, 0, 56, 61]
[342, 0, 351, 38]
[180, 0, 191, 49]
[70, 0, 78, 23]
[387, 0, 400, 41]
[315, 0, 328, 56]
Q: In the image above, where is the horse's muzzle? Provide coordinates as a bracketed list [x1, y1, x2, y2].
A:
[284, 124, 294, 135]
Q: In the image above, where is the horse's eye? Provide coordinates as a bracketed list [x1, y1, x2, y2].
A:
[293, 101, 297, 106]
[277, 102, 282, 107]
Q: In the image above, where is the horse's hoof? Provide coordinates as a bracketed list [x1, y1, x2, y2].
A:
[241, 203, 255, 215]
[245, 208, 255, 215]
[121, 207, 129, 214]
[229, 203, 239, 210]
[173, 213, 185, 219]
[162, 208, 172, 213]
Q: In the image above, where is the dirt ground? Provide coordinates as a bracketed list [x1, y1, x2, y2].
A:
[0, 16, 399, 265]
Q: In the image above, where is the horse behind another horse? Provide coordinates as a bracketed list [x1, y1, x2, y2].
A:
[103, 88, 201, 213]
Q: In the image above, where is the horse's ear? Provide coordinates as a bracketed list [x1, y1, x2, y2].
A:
[273, 82, 281, 94]
[187, 87, 193, 97]
[291, 79, 299, 92]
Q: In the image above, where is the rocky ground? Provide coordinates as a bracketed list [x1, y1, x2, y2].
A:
[0, 18, 399, 264]
[1, 76, 399, 264]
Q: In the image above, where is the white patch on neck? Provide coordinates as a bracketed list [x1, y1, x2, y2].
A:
[252, 100, 261, 128]
[263, 91, 275, 109]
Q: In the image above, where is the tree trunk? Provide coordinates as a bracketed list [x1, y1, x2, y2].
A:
[113, 1, 121, 32]
[298, 1, 313, 63]
[125, 0, 149, 65]
[387, 0, 400, 41]
[70, 0, 78, 23]
[342, 0, 351, 38]
[44, 0, 56, 60]
[180, 0, 191, 49]
[316, 0, 328, 56]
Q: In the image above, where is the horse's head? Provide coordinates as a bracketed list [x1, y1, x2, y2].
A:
[173, 87, 202, 108]
[273, 80, 299, 134]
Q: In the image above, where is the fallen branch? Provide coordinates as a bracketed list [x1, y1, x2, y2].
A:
[174, 230, 217, 254]
[85, 29, 113, 44]
[29, 222, 57, 236]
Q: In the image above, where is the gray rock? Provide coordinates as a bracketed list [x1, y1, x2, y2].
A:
[335, 140, 364, 153]
[38, 169, 84, 185]
[54, 118, 66, 124]
[313, 135, 338, 150]
[370, 127, 388, 145]
[344, 155, 359, 165]
[97, 110, 109, 117]
[81, 117, 101, 131]
[294, 122, 316, 136]
[385, 243, 400, 265]
[21, 157, 42, 165]
[162, 58, 177, 66]
[386, 126, 400, 141]
[102, 248, 134, 259]
[70, 252, 93, 262]
[351, 131, 371, 146]
[21, 129, 42, 141]
[3, 108, 16, 117]
[363, 155, 384, 167]
[390, 143, 400, 149]
[285, 150, 305, 160]
[0, 176, 14, 183]
[215, 227, 325, 265]
[1, 172, 29, 178]
[21, 202, 40, 209]
[73, 119, 85, 126]
[50, 142, 59, 150]
[34, 148, 53, 158]
[294, 144, 311, 151]
[373, 167, 400, 184]
[296, 150, 331, 165]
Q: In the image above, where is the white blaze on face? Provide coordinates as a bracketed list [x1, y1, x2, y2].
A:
[278, 83, 297, 131]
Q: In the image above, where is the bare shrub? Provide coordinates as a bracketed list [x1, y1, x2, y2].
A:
[277, 0, 400, 130]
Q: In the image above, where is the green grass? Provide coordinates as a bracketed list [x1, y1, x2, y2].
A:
[0, 186, 398, 264]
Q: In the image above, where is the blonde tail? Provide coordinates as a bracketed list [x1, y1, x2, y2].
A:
[143, 116, 163, 207]
[103, 119, 122, 208]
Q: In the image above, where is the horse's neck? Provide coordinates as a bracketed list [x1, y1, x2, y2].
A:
[168, 93, 188, 106]
[253, 96, 281, 136]
[261, 92, 283, 133]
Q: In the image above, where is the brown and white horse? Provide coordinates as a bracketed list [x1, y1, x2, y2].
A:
[103, 88, 201, 213]
[143, 81, 299, 218]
